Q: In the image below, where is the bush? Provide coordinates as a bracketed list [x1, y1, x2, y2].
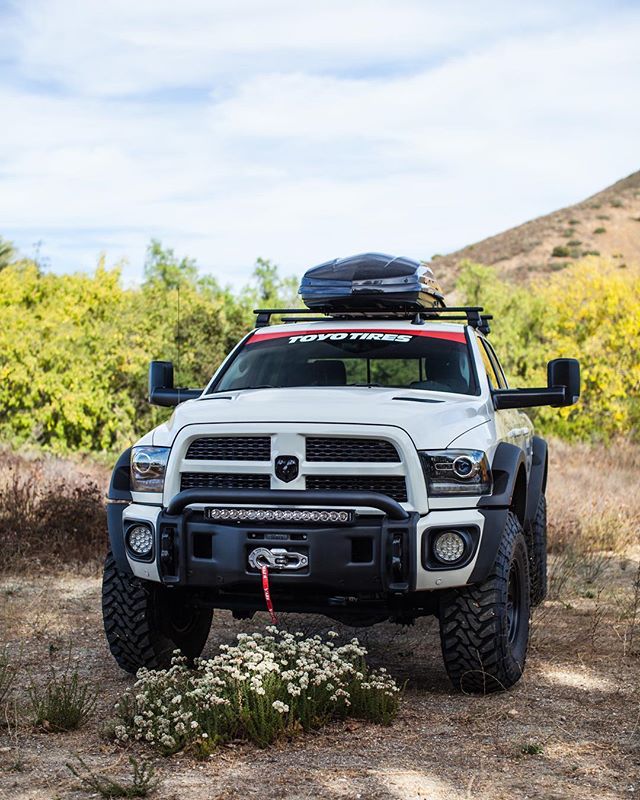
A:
[456, 259, 640, 441]
[551, 245, 570, 257]
[29, 660, 97, 731]
[115, 630, 401, 753]
[593, 226, 606, 234]
[0, 244, 298, 453]
[0, 450, 107, 573]
[67, 756, 160, 798]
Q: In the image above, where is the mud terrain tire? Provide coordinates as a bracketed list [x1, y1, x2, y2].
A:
[102, 551, 212, 674]
[526, 495, 548, 606]
[438, 512, 530, 693]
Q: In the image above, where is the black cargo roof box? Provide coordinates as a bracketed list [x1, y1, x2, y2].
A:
[299, 252, 445, 311]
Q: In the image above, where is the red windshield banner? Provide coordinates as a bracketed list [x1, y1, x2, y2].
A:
[248, 328, 467, 345]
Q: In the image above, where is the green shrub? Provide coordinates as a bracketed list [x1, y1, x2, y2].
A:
[567, 240, 582, 247]
[0, 244, 297, 453]
[28, 661, 97, 731]
[115, 630, 401, 754]
[67, 756, 160, 798]
[551, 245, 570, 257]
[593, 226, 606, 234]
[456, 258, 640, 441]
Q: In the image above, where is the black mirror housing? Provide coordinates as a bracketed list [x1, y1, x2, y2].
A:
[148, 360, 203, 407]
[492, 357, 580, 410]
[547, 358, 580, 406]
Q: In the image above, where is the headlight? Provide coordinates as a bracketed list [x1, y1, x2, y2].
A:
[420, 450, 492, 496]
[131, 447, 170, 492]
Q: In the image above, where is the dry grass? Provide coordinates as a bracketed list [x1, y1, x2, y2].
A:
[0, 448, 109, 574]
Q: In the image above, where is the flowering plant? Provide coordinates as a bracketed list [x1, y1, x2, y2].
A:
[115, 628, 401, 754]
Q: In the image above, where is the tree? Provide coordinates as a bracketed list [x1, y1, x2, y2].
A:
[143, 239, 199, 289]
[0, 238, 15, 271]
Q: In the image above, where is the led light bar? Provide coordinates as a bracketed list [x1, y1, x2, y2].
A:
[204, 507, 354, 524]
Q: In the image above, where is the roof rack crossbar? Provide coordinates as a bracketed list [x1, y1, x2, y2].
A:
[253, 306, 492, 333]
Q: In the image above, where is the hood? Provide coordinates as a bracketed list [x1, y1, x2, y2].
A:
[151, 387, 492, 450]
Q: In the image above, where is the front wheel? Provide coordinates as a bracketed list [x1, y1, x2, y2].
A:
[102, 551, 213, 674]
[438, 512, 530, 693]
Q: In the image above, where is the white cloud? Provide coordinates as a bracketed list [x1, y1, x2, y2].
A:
[0, 0, 638, 286]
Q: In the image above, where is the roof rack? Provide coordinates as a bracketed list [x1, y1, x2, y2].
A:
[253, 307, 492, 335]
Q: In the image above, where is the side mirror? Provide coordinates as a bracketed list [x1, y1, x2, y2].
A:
[492, 357, 580, 410]
[148, 360, 203, 407]
[547, 358, 580, 406]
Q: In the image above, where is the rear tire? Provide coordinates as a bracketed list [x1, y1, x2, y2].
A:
[438, 512, 530, 693]
[526, 495, 548, 606]
[102, 551, 212, 674]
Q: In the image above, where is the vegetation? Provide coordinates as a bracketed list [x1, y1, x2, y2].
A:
[67, 756, 160, 798]
[457, 258, 640, 440]
[28, 657, 98, 731]
[115, 631, 401, 754]
[0, 449, 107, 573]
[0, 649, 16, 704]
[0, 242, 297, 453]
[1, 238, 638, 449]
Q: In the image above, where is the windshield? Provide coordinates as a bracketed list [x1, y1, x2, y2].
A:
[211, 328, 476, 395]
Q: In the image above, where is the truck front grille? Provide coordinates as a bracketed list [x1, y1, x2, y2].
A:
[305, 437, 400, 462]
[185, 436, 271, 461]
[306, 475, 408, 503]
[180, 473, 271, 490]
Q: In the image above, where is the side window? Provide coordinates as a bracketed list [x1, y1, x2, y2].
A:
[478, 338, 508, 389]
[478, 339, 500, 388]
[483, 340, 509, 389]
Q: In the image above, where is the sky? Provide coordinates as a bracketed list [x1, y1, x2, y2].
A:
[1, 0, 639, 287]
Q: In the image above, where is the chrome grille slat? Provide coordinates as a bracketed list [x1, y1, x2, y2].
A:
[305, 437, 400, 462]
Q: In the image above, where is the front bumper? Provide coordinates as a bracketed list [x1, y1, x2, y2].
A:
[113, 489, 506, 614]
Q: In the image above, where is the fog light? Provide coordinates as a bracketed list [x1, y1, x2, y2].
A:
[433, 530, 466, 563]
[127, 524, 154, 557]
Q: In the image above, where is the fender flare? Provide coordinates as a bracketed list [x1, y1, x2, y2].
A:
[480, 442, 526, 510]
[525, 436, 548, 526]
[469, 442, 527, 583]
[107, 447, 133, 574]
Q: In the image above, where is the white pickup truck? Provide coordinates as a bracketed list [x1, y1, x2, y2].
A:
[103, 253, 580, 692]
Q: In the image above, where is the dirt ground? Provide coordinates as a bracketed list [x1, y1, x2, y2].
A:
[1, 553, 639, 800]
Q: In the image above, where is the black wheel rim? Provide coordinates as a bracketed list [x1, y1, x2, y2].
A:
[170, 605, 198, 635]
[507, 562, 521, 644]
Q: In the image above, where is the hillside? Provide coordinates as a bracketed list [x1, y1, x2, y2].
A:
[434, 170, 640, 287]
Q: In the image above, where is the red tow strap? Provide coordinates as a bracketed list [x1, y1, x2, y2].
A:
[260, 565, 278, 625]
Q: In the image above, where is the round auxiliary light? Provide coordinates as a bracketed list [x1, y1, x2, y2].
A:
[433, 530, 466, 564]
[127, 525, 153, 557]
[452, 456, 475, 479]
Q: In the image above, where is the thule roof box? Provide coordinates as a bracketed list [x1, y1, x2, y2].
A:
[299, 252, 445, 312]
[254, 253, 492, 333]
